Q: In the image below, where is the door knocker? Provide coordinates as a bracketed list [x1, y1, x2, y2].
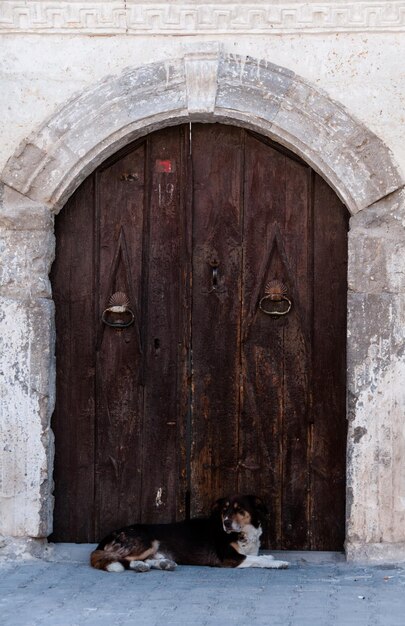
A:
[259, 280, 292, 317]
[101, 292, 135, 329]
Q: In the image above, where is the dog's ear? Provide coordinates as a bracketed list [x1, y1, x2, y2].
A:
[211, 497, 226, 514]
[248, 495, 268, 515]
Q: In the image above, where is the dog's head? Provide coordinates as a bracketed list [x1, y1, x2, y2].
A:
[212, 495, 268, 534]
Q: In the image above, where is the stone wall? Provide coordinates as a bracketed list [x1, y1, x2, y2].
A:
[1, 0, 405, 561]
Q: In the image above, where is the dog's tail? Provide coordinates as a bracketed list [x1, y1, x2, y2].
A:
[90, 549, 130, 572]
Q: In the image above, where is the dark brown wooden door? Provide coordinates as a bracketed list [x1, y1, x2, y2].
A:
[51, 124, 348, 549]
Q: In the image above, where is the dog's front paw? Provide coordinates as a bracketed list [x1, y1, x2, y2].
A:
[144, 558, 178, 571]
[238, 555, 289, 569]
[271, 560, 289, 569]
[259, 555, 289, 569]
[129, 560, 151, 572]
[158, 559, 177, 571]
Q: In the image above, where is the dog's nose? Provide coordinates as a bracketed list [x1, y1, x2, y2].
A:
[223, 518, 233, 531]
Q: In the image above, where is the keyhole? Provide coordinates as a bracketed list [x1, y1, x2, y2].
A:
[154, 338, 160, 355]
[209, 258, 220, 292]
[212, 266, 218, 289]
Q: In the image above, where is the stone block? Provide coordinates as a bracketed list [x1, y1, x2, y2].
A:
[347, 292, 405, 392]
[0, 228, 54, 299]
[346, 541, 405, 564]
[349, 188, 405, 294]
[273, 78, 404, 212]
[1, 142, 48, 198]
[185, 51, 219, 114]
[347, 292, 405, 546]
[0, 297, 55, 537]
[0, 185, 53, 231]
[0, 535, 53, 561]
[216, 54, 294, 123]
[46, 60, 185, 139]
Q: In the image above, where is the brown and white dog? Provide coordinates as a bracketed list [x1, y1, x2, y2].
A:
[90, 495, 289, 572]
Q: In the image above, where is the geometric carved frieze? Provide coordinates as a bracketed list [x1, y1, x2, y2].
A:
[1, 2, 405, 34]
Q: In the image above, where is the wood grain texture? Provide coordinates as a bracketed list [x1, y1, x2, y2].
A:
[51, 175, 96, 542]
[190, 125, 243, 517]
[139, 126, 190, 524]
[310, 173, 348, 550]
[241, 133, 311, 549]
[94, 144, 145, 539]
[51, 124, 348, 548]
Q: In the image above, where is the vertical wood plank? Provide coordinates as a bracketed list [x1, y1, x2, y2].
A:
[239, 136, 285, 548]
[190, 124, 243, 516]
[95, 144, 146, 539]
[241, 133, 311, 549]
[51, 175, 96, 542]
[140, 125, 190, 523]
[281, 154, 312, 550]
[310, 173, 348, 549]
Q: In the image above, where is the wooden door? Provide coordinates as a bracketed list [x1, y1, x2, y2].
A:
[51, 124, 348, 549]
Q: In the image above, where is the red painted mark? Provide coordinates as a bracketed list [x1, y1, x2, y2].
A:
[156, 159, 173, 173]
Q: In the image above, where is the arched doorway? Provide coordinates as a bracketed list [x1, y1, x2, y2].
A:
[50, 123, 348, 550]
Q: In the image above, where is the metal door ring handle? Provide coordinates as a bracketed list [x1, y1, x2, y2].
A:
[259, 294, 292, 316]
[102, 306, 135, 328]
[101, 292, 135, 328]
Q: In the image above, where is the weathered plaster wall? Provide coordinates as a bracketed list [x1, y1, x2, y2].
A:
[1, 0, 405, 561]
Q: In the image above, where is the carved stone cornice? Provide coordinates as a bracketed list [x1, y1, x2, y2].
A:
[1, 1, 405, 35]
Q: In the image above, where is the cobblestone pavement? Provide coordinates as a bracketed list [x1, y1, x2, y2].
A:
[0, 546, 404, 626]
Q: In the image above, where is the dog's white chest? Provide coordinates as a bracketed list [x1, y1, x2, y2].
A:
[237, 525, 262, 556]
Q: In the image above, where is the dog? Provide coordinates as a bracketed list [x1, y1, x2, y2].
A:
[90, 495, 289, 572]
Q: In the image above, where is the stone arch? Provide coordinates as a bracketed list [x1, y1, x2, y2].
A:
[1, 49, 405, 562]
[1, 50, 403, 214]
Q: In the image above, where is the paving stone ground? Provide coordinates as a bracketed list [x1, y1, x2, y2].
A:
[0, 547, 404, 626]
